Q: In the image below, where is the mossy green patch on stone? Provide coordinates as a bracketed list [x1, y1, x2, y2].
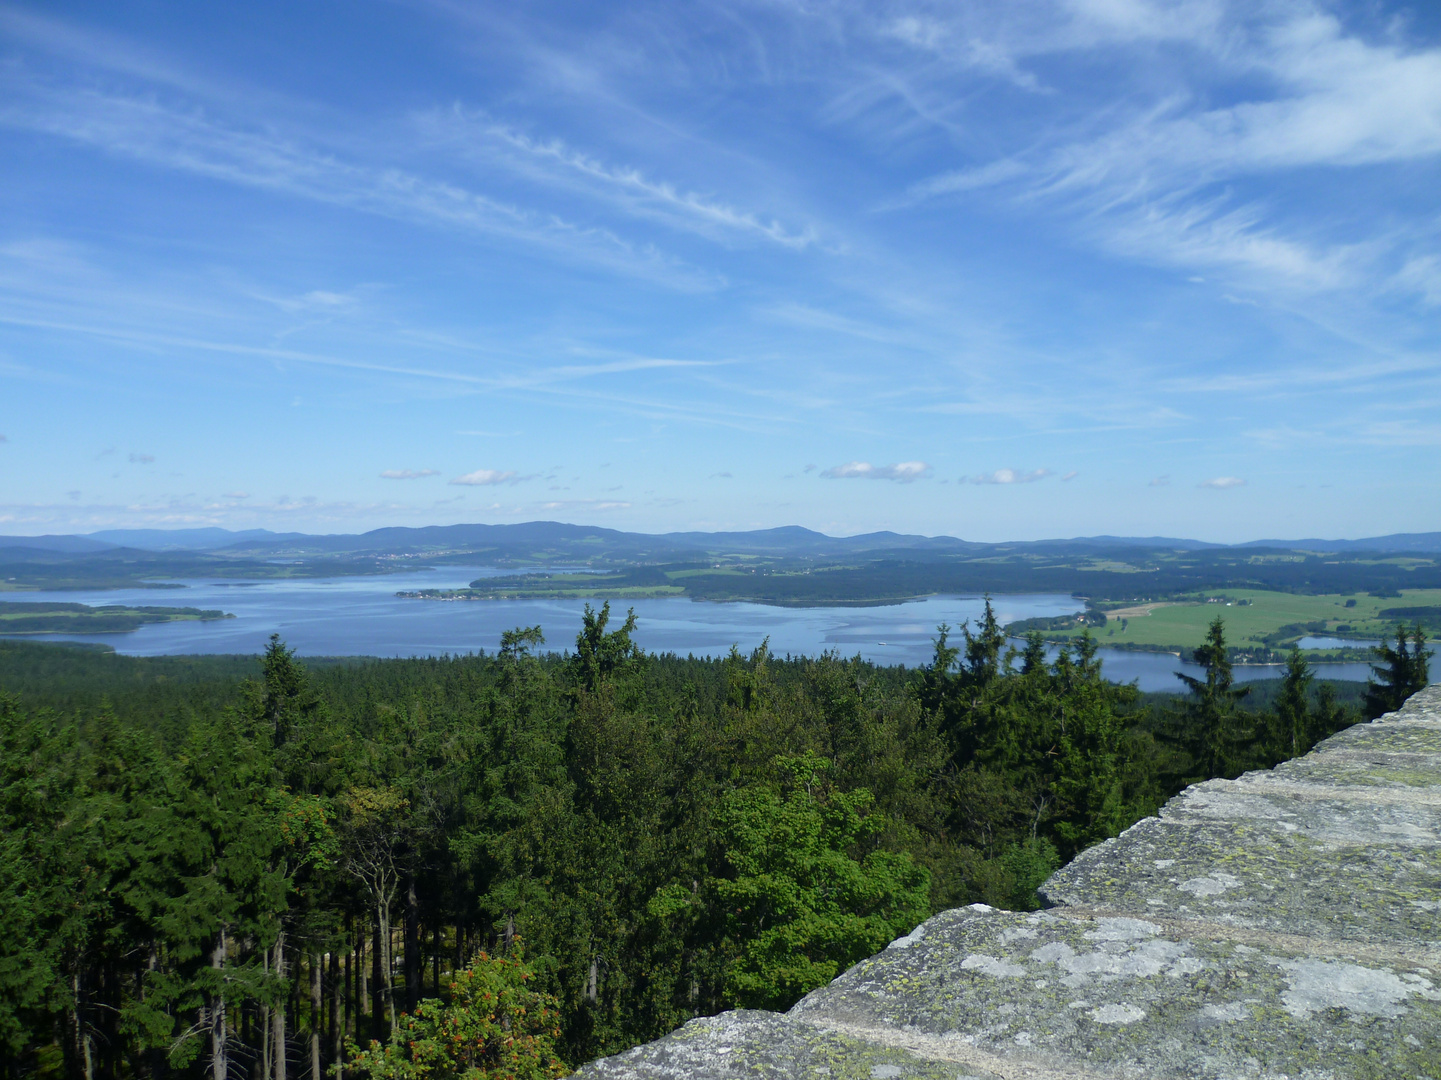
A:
[573, 687, 1441, 1080]
[790, 908, 1441, 1080]
[571, 1011, 999, 1080]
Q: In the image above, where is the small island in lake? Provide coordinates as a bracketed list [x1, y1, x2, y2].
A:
[0, 602, 233, 635]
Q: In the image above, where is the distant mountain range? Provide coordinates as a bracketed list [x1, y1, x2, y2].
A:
[1, 523, 1439, 557]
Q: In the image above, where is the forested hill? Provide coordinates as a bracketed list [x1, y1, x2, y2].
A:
[4, 521, 1441, 597]
[0, 603, 1384, 1079]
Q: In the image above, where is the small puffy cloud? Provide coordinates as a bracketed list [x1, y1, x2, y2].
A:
[130, 453, 155, 464]
[1200, 476, 1246, 489]
[451, 469, 519, 486]
[970, 468, 1051, 485]
[1149, 475, 1170, 487]
[225, 491, 250, 499]
[1061, 471, 1079, 482]
[710, 471, 733, 479]
[380, 469, 439, 480]
[538, 499, 630, 511]
[821, 461, 931, 482]
[803, 464, 817, 473]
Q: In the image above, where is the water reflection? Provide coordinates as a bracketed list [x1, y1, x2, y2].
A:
[1296, 635, 1378, 650]
[0, 567, 1386, 691]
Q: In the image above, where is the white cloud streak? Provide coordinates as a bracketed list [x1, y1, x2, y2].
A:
[451, 469, 520, 486]
[820, 460, 931, 482]
[0, 75, 723, 292]
[380, 469, 439, 480]
[423, 110, 819, 250]
[890, 5, 1441, 294]
[969, 468, 1052, 484]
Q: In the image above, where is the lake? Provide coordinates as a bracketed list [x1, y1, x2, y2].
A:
[0, 566, 1381, 691]
[1297, 635, 1378, 650]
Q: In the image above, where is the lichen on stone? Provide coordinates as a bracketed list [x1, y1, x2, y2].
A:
[573, 685, 1441, 1080]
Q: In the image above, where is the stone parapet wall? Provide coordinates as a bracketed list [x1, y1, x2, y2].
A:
[574, 685, 1441, 1079]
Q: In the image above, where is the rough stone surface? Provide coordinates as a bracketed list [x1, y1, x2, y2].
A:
[574, 1010, 1002, 1080]
[573, 685, 1441, 1079]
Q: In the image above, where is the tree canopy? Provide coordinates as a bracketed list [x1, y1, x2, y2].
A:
[0, 606, 1365, 1079]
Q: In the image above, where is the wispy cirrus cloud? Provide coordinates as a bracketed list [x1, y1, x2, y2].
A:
[451, 469, 521, 486]
[969, 468, 1051, 485]
[380, 469, 438, 480]
[535, 499, 630, 512]
[888, 5, 1441, 296]
[820, 461, 931, 482]
[895, 159, 1028, 207]
[1199, 476, 1246, 489]
[421, 109, 819, 250]
[0, 74, 723, 292]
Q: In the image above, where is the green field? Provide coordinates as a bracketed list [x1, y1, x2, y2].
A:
[1033, 588, 1441, 655]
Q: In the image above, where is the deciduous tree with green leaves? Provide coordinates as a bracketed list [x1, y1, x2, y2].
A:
[656, 752, 929, 1012]
[345, 951, 567, 1080]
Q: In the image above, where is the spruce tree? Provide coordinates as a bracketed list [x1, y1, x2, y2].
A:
[1363, 624, 1431, 719]
[1274, 648, 1313, 760]
[1174, 617, 1250, 778]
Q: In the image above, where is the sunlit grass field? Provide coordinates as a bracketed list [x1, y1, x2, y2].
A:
[1047, 588, 1441, 652]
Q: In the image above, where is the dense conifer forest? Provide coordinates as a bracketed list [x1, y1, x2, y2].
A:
[2, 604, 1414, 1080]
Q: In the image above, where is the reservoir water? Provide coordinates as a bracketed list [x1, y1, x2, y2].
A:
[0, 566, 1379, 691]
[1296, 635, 1378, 650]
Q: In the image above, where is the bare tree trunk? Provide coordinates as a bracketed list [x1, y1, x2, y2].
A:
[377, 901, 396, 1030]
[146, 945, 168, 1079]
[357, 923, 368, 1033]
[72, 972, 94, 1080]
[404, 876, 419, 1014]
[210, 931, 228, 1080]
[273, 934, 287, 1080]
[307, 953, 321, 1080]
[260, 947, 271, 1080]
[586, 954, 598, 1004]
[343, 949, 353, 1052]
[330, 948, 341, 1067]
[370, 917, 383, 1041]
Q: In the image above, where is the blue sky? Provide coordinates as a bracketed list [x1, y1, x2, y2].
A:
[1, 0, 1439, 542]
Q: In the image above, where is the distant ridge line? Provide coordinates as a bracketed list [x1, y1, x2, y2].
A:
[0, 524, 1437, 555]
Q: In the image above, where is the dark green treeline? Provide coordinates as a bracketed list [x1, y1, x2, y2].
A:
[0, 604, 1366, 1079]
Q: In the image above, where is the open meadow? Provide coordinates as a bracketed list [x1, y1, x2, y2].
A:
[1038, 588, 1441, 654]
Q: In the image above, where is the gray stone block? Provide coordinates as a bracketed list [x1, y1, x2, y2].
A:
[570, 1009, 1001, 1080]
[792, 904, 1441, 1080]
[573, 685, 1441, 1079]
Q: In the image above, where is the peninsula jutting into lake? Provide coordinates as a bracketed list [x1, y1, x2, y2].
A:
[6, 3, 1438, 1076]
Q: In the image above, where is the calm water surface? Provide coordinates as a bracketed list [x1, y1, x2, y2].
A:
[1, 566, 1380, 691]
[1296, 635, 1378, 650]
